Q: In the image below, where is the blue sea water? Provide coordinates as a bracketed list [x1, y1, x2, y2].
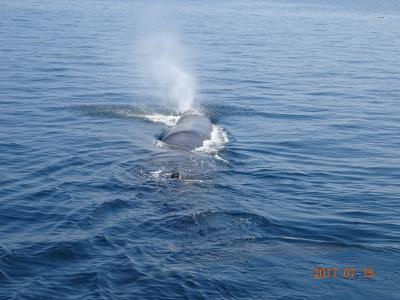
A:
[1, 0, 400, 299]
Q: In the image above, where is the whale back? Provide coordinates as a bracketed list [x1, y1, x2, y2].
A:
[161, 112, 212, 151]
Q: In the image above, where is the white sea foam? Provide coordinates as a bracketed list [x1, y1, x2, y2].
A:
[150, 169, 163, 178]
[124, 111, 179, 126]
[141, 113, 179, 126]
[193, 124, 229, 155]
[91, 106, 180, 127]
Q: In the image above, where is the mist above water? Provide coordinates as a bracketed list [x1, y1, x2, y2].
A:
[135, 6, 197, 113]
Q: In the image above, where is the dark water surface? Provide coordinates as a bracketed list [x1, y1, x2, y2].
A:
[1, 0, 400, 299]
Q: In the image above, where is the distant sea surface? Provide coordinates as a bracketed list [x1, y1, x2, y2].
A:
[1, 0, 400, 299]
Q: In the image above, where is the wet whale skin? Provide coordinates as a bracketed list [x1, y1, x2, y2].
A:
[161, 113, 212, 151]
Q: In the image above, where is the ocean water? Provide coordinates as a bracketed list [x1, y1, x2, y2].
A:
[1, 0, 400, 299]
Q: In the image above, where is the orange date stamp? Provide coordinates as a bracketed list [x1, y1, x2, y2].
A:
[313, 267, 375, 280]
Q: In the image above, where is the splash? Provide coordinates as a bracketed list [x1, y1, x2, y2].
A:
[193, 125, 229, 156]
[138, 113, 179, 127]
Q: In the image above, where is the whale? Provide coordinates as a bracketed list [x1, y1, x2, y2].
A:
[158, 110, 213, 179]
[160, 111, 212, 152]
